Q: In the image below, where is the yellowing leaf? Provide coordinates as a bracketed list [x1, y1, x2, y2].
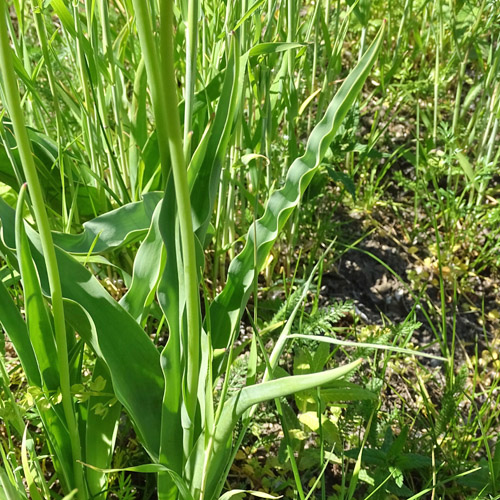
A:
[299, 412, 341, 446]
[299, 411, 320, 431]
[488, 310, 500, 320]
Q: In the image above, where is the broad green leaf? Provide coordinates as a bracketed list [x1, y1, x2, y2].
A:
[293, 347, 313, 375]
[0, 198, 164, 459]
[0, 469, 25, 500]
[61, 297, 162, 459]
[1, 122, 160, 251]
[456, 151, 478, 189]
[119, 202, 165, 323]
[298, 412, 341, 446]
[319, 383, 378, 403]
[311, 342, 331, 372]
[157, 175, 184, 489]
[388, 426, 409, 460]
[52, 192, 162, 254]
[204, 359, 362, 499]
[209, 23, 386, 361]
[395, 454, 432, 471]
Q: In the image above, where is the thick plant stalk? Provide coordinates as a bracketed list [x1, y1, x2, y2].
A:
[0, 3, 85, 499]
[131, 0, 171, 184]
[159, 0, 200, 449]
[132, 0, 201, 496]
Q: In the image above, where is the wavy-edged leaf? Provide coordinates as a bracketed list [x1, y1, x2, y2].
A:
[119, 202, 165, 323]
[83, 463, 168, 474]
[51, 192, 162, 254]
[209, 23, 386, 356]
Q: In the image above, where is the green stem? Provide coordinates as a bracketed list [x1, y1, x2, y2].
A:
[432, 14, 439, 146]
[99, 0, 130, 196]
[183, 0, 199, 160]
[32, 0, 70, 227]
[73, 3, 102, 204]
[132, 2, 201, 495]
[131, 0, 171, 185]
[0, 4, 85, 499]
[159, 0, 200, 448]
